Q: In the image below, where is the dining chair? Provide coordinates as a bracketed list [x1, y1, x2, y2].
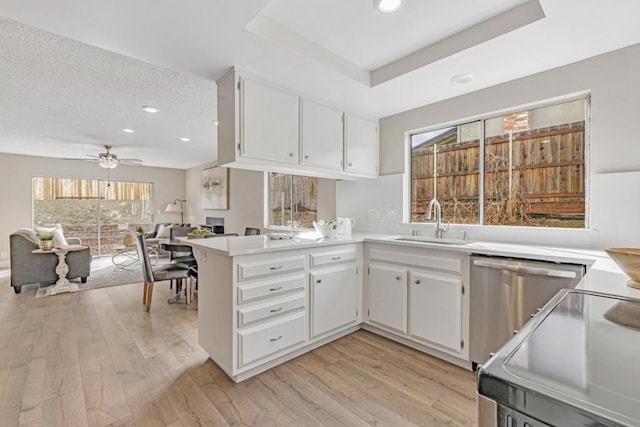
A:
[244, 227, 261, 236]
[135, 233, 190, 312]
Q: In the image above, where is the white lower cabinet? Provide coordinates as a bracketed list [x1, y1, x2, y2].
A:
[311, 265, 359, 338]
[367, 264, 407, 334]
[365, 244, 469, 360]
[198, 243, 362, 383]
[238, 312, 306, 367]
[408, 269, 463, 354]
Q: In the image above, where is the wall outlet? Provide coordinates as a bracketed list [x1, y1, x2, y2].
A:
[368, 208, 381, 220]
[0, 252, 6, 260]
[385, 208, 397, 220]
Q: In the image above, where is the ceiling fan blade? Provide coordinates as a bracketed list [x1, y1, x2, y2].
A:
[118, 158, 143, 162]
[62, 157, 99, 162]
[119, 160, 142, 166]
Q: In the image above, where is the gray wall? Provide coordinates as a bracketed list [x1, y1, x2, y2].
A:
[0, 152, 185, 268]
[338, 42, 640, 249]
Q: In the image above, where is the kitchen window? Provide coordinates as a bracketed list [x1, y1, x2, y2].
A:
[409, 97, 588, 228]
[267, 172, 317, 229]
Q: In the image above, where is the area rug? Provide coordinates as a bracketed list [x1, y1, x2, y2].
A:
[33, 255, 171, 297]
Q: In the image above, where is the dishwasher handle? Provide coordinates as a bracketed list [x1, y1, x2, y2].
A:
[473, 259, 577, 279]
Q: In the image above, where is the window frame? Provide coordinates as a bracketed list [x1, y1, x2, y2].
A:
[404, 93, 591, 229]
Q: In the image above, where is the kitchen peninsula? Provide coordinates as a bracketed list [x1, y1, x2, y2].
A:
[187, 234, 640, 383]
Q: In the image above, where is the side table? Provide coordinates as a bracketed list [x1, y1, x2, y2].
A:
[33, 245, 88, 296]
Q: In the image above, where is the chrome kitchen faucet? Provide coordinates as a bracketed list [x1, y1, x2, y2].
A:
[427, 198, 449, 239]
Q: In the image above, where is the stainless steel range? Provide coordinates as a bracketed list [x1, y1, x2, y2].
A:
[478, 289, 640, 427]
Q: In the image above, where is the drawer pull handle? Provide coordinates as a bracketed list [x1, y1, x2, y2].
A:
[269, 286, 282, 292]
[395, 276, 401, 280]
[269, 266, 283, 270]
[270, 336, 283, 342]
[270, 307, 283, 313]
[415, 279, 421, 285]
[331, 256, 341, 260]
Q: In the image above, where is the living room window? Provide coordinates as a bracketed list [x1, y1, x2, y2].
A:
[409, 97, 588, 228]
[32, 177, 153, 254]
[267, 172, 317, 230]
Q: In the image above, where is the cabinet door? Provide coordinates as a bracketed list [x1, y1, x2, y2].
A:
[240, 78, 299, 164]
[367, 264, 407, 334]
[311, 266, 358, 338]
[344, 114, 378, 177]
[300, 98, 344, 170]
[408, 269, 463, 354]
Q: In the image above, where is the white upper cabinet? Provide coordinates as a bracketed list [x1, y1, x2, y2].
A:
[300, 98, 344, 170]
[240, 77, 299, 164]
[216, 68, 378, 180]
[345, 114, 378, 177]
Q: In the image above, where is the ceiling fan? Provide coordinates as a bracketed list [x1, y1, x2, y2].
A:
[64, 145, 143, 169]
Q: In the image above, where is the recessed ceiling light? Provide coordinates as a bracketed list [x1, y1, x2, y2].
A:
[450, 73, 475, 85]
[374, 0, 402, 13]
[122, 128, 135, 133]
[180, 137, 190, 142]
[141, 105, 159, 113]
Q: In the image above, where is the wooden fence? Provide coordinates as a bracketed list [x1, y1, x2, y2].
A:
[411, 122, 585, 226]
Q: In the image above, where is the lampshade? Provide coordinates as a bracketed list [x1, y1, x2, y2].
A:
[165, 203, 183, 213]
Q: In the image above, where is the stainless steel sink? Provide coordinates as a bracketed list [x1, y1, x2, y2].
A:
[393, 236, 470, 245]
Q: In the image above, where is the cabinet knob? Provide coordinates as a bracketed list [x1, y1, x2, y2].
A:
[348, 162, 353, 167]
[395, 276, 401, 280]
[270, 307, 283, 313]
[289, 152, 294, 157]
[270, 336, 283, 342]
[269, 286, 282, 292]
[316, 279, 322, 283]
[331, 256, 341, 261]
[304, 155, 309, 159]
[414, 279, 421, 285]
[269, 266, 282, 270]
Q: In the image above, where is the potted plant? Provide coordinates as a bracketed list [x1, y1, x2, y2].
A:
[38, 233, 55, 251]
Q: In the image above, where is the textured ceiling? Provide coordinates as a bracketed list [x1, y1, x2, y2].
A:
[0, 18, 217, 169]
[1, 0, 640, 169]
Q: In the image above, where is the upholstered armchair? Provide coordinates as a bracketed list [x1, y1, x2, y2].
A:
[9, 229, 91, 294]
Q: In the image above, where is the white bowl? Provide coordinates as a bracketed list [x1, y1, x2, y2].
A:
[313, 221, 338, 238]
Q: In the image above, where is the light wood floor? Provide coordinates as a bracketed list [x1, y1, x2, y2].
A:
[0, 278, 477, 426]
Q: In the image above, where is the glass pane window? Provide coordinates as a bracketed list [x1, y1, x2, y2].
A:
[411, 121, 481, 224]
[33, 177, 153, 254]
[409, 97, 587, 229]
[484, 99, 586, 228]
[268, 173, 317, 229]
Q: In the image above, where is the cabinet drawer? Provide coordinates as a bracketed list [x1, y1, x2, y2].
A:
[238, 312, 305, 367]
[310, 248, 357, 268]
[238, 293, 305, 327]
[237, 255, 305, 281]
[237, 275, 305, 304]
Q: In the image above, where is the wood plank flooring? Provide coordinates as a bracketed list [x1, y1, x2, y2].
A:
[0, 276, 477, 426]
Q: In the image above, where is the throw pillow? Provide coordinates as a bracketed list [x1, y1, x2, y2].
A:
[156, 223, 174, 239]
[35, 223, 69, 247]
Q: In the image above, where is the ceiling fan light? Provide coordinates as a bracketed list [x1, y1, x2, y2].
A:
[374, 0, 402, 13]
[99, 159, 118, 169]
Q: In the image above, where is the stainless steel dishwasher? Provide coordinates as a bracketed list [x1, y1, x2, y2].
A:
[469, 255, 584, 367]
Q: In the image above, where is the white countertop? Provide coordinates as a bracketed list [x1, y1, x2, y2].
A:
[181, 232, 640, 300]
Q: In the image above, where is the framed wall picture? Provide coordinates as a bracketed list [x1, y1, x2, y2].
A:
[201, 167, 229, 210]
